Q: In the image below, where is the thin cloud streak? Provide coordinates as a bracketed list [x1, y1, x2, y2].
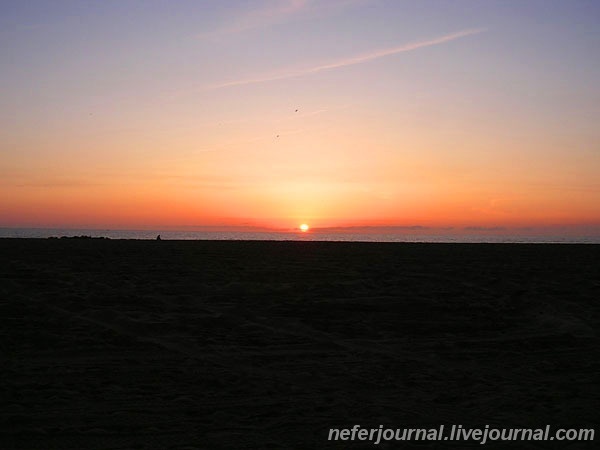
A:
[208, 28, 486, 90]
[200, 0, 309, 38]
[199, 0, 368, 39]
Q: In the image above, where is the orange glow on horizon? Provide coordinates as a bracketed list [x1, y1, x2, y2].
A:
[1, 4, 599, 235]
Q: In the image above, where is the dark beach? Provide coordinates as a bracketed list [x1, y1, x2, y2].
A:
[2, 239, 598, 449]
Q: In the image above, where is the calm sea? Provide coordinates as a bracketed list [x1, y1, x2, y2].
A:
[1, 228, 598, 243]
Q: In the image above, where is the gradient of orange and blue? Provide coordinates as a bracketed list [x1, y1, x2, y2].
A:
[1, 0, 599, 233]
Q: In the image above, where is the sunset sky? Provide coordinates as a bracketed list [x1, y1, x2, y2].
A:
[1, 0, 599, 232]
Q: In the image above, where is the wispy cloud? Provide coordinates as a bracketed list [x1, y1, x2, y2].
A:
[208, 28, 486, 90]
[199, 0, 368, 39]
[200, 0, 309, 39]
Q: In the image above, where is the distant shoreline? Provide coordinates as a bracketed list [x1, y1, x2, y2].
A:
[1, 229, 598, 244]
[0, 236, 599, 245]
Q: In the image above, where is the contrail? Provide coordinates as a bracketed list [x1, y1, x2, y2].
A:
[209, 28, 485, 89]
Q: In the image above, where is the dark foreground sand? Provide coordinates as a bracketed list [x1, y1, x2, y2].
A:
[1, 239, 598, 449]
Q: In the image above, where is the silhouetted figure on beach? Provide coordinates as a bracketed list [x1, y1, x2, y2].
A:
[156, 234, 161, 241]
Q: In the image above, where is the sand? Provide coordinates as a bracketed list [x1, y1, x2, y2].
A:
[1, 239, 598, 449]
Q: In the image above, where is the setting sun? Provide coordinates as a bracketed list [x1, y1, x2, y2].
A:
[299, 224, 309, 232]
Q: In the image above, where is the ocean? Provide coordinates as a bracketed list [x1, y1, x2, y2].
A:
[1, 227, 598, 243]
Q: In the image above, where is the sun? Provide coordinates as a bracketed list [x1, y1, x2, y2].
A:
[299, 223, 309, 232]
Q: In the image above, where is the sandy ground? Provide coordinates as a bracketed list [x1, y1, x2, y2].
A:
[1, 239, 598, 449]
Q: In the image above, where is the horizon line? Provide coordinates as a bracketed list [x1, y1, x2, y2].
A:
[2, 223, 600, 233]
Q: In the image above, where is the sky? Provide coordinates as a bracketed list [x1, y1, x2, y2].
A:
[1, 0, 599, 233]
